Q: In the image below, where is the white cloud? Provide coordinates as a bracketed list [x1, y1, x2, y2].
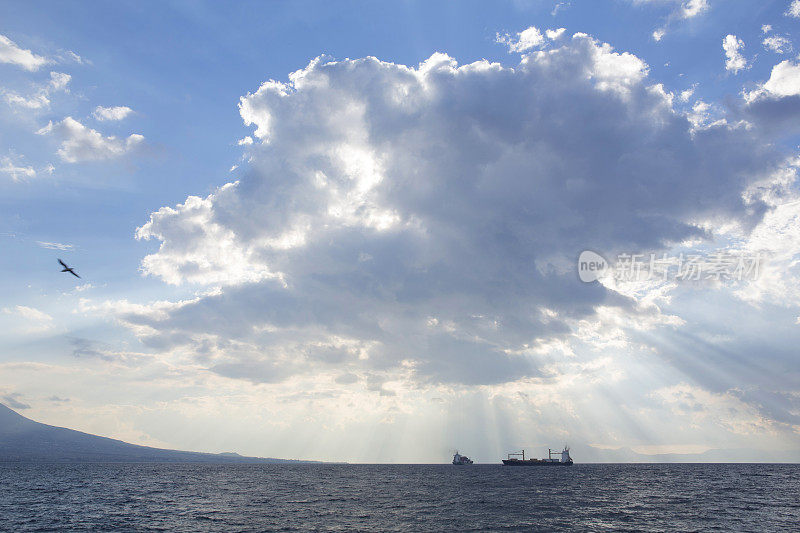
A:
[748, 60, 800, 100]
[763, 61, 800, 96]
[36, 241, 73, 251]
[787, 0, 800, 18]
[762, 24, 773, 33]
[49, 72, 71, 91]
[5, 92, 50, 110]
[686, 99, 721, 129]
[733, 159, 800, 306]
[0, 34, 50, 71]
[634, 0, 709, 19]
[497, 25, 570, 54]
[679, 86, 695, 102]
[135, 186, 282, 286]
[0, 155, 36, 181]
[61, 50, 86, 64]
[127, 34, 782, 392]
[723, 34, 748, 73]
[551, 2, 569, 16]
[93, 105, 133, 121]
[680, 0, 708, 18]
[497, 26, 545, 52]
[763, 35, 792, 54]
[7, 305, 52, 322]
[652, 383, 775, 436]
[3, 71, 71, 110]
[37, 117, 144, 163]
[2, 305, 53, 333]
[237, 136, 254, 145]
[641, 0, 709, 41]
[742, 60, 800, 132]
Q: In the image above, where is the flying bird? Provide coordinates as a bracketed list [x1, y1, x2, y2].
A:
[58, 258, 81, 279]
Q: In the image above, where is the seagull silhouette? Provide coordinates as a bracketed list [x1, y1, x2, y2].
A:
[58, 258, 81, 279]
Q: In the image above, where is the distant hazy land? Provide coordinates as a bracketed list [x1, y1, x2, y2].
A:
[0, 403, 314, 463]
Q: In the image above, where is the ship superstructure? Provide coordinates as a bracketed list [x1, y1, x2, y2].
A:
[452, 451, 474, 465]
[501, 446, 573, 466]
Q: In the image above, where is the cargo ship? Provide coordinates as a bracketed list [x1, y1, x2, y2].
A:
[502, 446, 573, 466]
[452, 451, 474, 465]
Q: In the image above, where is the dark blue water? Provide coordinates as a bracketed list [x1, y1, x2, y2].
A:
[1, 463, 798, 532]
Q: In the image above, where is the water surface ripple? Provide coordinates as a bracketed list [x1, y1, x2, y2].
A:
[1, 463, 798, 532]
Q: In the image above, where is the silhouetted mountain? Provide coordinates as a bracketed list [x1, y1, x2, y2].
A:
[0, 403, 310, 463]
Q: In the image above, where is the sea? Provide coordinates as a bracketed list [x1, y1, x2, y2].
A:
[0, 463, 798, 532]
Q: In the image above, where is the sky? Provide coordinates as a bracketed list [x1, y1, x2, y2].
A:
[1, 0, 800, 463]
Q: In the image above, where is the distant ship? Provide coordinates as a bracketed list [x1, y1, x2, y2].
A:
[502, 446, 573, 466]
[452, 451, 474, 465]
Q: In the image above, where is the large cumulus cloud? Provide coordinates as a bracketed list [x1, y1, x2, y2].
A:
[743, 59, 800, 133]
[131, 33, 782, 387]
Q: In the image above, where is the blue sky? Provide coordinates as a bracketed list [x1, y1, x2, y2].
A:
[2, 0, 800, 462]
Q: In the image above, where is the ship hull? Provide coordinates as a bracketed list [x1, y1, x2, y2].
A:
[502, 460, 573, 466]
